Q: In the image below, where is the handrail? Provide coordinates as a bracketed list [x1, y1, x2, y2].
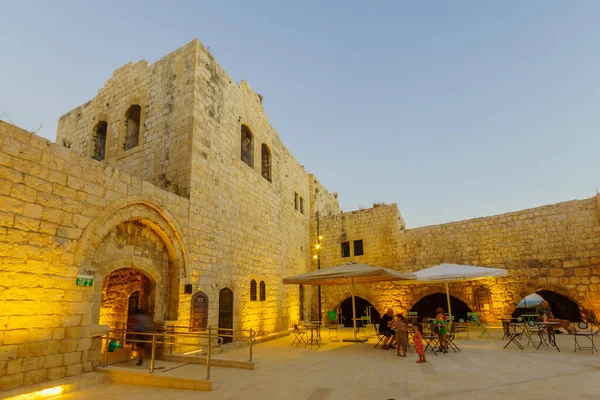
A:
[102, 324, 256, 379]
[165, 325, 256, 361]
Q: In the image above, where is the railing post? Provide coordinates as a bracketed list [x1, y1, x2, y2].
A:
[150, 333, 156, 373]
[249, 328, 254, 362]
[206, 326, 211, 380]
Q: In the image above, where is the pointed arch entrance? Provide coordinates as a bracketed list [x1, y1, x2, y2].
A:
[100, 268, 154, 330]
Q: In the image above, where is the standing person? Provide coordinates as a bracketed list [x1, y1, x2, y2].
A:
[395, 314, 408, 357]
[379, 308, 396, 350]
[413, 322, 426, 363]
[434, 312, 449, 353]
[535, 300, 572, 334]
[131, 309, 153, 366]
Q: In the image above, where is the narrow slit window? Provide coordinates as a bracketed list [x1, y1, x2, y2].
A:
[261, 144, 271, 182]
[93, 121, 107, 161]
[241, 125, 254, 167]
[294, 192, 299, 210]
[300, 197, 304, 214]
[259, 281, 266, 301]
[124, 105, 141, 150]
[250, 279, 257, 301]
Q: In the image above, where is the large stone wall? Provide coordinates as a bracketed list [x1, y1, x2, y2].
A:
[1, 40, 320, 390]
[57, 42, 197, 198]
[318, 199, 600, 322]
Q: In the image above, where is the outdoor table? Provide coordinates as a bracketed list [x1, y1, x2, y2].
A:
[304, 323, 321, 348]
[535, 322, 561, 352]
[520, 314, 539, 323]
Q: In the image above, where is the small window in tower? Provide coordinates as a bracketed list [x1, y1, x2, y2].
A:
[294, 192, 299, 210]
[241, 125, 254, 167]
[261, 144, 271, 182]
[353, 240, 364, 256]
[259, 281, 266, 301]
[250, 279, 257, 301]
[300, 197, 304, 214]
[341, 241, 350, 258]
[93, 121, 107, 161]
[124, 105, 141, 150]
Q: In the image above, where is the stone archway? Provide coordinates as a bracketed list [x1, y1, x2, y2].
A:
[73, 197, 188, 328]
[410, 293, 473, 321]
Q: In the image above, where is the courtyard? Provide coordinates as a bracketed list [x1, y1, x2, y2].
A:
[45, 327, 600, 400]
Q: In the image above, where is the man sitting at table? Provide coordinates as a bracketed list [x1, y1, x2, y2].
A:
[535, 300, 572, 334]
[379, 308, 396, 350]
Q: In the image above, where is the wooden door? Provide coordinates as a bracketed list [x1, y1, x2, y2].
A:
[191, 292, 208, 331]
[219, 288, 234, 344]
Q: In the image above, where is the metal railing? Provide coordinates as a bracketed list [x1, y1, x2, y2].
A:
[102, 324, 256, 380]
[165, 325, 256, 362]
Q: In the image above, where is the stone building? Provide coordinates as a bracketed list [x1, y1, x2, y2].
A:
[1, 39, 599, 391]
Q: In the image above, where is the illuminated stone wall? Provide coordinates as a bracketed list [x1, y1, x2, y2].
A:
[318, 199, 600, 322]
[1, 40, 319, 390]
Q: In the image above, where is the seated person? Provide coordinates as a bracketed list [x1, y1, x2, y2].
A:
[379, 308, 396, 350]
[535, 300, 571, 334]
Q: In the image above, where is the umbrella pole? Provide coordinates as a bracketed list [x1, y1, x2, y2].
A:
[342, 278, 368, 342]
[445, 282, 452, 318]
[352, 278, 357, 339]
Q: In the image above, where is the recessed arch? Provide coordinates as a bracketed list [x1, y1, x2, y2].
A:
[74, 195, 189, 279]
[410, 293, 473, 321]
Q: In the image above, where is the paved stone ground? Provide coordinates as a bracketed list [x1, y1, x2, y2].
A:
[56, 328, 600, 400]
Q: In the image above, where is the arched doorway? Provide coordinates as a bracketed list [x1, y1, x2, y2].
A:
[191, 292, 209, 331]
[512, 290, 582, 321]
[410, 293, 472, 321]
[219, 288, 234, 344]
[339, 296, 381, 327]
[100, 268, 154, 331]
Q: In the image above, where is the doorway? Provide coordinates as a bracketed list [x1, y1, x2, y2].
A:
[100, 268, 154, 331]
[219, 288, 234, 344]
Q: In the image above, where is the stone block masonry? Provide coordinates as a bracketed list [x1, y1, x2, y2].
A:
[1, 40, 318, 390]
[3, 38, 599, 392]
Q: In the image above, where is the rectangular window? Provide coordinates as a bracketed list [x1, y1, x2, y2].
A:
[294, 192, 299, 210]
[353, 240, 364, 256]
[341, 241, 350, 258]
[300, 197, 304, 214]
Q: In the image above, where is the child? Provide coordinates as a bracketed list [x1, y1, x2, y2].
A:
[413, 322, 426, 363]
[395, 314, 408, 357]
[434, 312, 448, 353]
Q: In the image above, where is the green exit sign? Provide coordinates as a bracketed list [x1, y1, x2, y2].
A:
[76, 275, 94, 287]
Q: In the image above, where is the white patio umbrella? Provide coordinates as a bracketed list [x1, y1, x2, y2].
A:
[402, 264, 509, 317]
[283, 261, 416, 342]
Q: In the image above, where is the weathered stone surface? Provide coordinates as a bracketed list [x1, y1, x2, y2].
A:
[1, 38, 600, 392]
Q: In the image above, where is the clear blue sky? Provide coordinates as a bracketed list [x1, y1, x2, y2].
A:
[2, 1, 599, 227]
